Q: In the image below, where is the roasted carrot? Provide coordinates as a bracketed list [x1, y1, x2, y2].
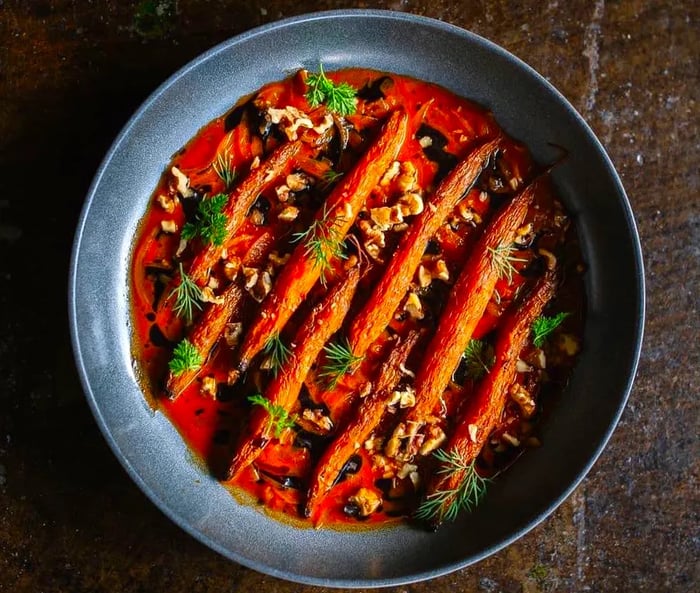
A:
[305, 330, 421, 521]
[188, 140, 303, 285]
[165, 231, 273, 399]
[347, 136, 500, 358]
[419, 271, 557, 526]
[226, 266, 361, 481]
[232, 109, 409, 375]
[394, 178, 540, 437]
[166, 281, 243, 399]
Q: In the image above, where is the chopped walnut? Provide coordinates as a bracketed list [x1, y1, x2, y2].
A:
[223, 256, 241, 281]
[312, 113, 334, 134]
[268, 251, 291, 268]
[242, 267, 259, 290]
[171, 166, 194, 198]
[538, 247, 557, 271]
[364, 435, 382, 451]
[370, 206, 396, 231]
[156, 193, 177, 213]
[514, 222, 535, 246]
[160, 220, 178, 234]
[388, 386, 416, 409]
[275, 184, 291, 203]
[397, 192, 424, 217]
[266, 106, 314, 141]
[468, 423, 479, 443]
[509, 383, 536, 418]
[296, 408, 334, 435]
[397, 462, 418, 480]
[502, 432, 521, 447]
[250, 209, 265, 226]
[286, 172, 309, 192]
[404, 292, 424, 319]
[200, 376, 218, 398]
[278, 205, 299, 222]
[200, 286, 224, 305]
[347, 487, 382, 517]
[418, 425, 446, 456]
[556, 333, 580, 356]
[380, 160, 401, 187]
[396, 161, 418, 192]
[418, 136, 433, 148]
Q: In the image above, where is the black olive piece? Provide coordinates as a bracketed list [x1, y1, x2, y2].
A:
[357, 75, 394, 102]
[252, 195, 271, 214]
[148, 323, 174, 348]
[520, 254, 547, 278]
[194, 408, 205, 416]
[332, 454, 362, 487]
[294, 430, 331, 453]
[375, 477, 393, 494]
[343, 501, 361, 518]
[180, 189, 204, 222]
[224, 97, 255, 132]
[417, 125, 459, 185]
[216, 383, 237, 402]
[425, 239, 442, 255]
[259, 470, 303, 490]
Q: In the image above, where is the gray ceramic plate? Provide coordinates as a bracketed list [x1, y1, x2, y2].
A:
[69, 9, 644, 588]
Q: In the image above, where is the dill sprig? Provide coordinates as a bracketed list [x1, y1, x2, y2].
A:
[532, 312, 570, 347]
[305, 64, 357, 116]
[248, 394, 297, 438]
[181, 193, 228, 246]
[318, 338, 364, 389]
[168, 338, 203, 377]
[462, 339, 495, 380]
[169, 262, 203, 323]
[319, 169, 344, 190]
[291, 205, 347, 285]
[212, 150, 236, 189]
[487, 243, 528, 284]
[262, 332, 291, 376]
[414, 449, 489, 523]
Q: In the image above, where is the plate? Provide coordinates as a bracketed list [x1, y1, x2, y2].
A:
[69, 9, 644, 588]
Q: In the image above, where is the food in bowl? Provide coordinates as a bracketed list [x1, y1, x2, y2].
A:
[130, 66, 583, 528]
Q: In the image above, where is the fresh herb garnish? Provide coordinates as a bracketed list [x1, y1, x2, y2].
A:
[487, 243, 528, 283]
[169, 263, 203, 323]
[318, 338, 364, 389]
[414, 448, 489, 523]
[262, 332, 291, 376]
[181, 193, 228, 246]
[319, 168, 344, 190]
[531, 312, 570, 347]
[248, 394, 297, 438]
[291, 205, 347, 285]
[168, 338, 203, 376]
[305, 64, 357, 116]
[462, 339, 495, 380]
[212, 151, 236, 189]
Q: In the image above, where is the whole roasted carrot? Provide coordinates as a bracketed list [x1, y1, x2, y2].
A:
[232, 109, 409, 375]
[188, 140, 303, 285]
[226, 266, 361, 481]
[305, 330, 421, 521]
[347, 136, 500, 358]
[395, 178, 540, 436]
[166, 281, 243, 399]
[166, 231, 274, 399]
[416, 271, 556, 526]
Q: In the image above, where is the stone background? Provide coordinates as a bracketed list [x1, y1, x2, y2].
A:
[0, 1, 697, 591]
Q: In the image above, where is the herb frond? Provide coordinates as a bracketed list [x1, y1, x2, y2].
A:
[181, 193, 228, 246]
[318, 338, 364, 389]
[462, 339, 495, 380]
[168, 338, 203, 376]
[169, 263, 203, 324]
[262, 332, 291, 376]
[532, 312, 570, 347]
[414, 449, 489, 523]
[487, 243, 528, 284]
[291, 205, 347, 285]
[305, 64, 358, 116]
[319, 169, 344, 190]
[248, 394, 297, 438]
[212, 150, 236, 189]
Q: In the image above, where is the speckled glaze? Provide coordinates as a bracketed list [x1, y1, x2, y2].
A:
[69, 10, 644, 588]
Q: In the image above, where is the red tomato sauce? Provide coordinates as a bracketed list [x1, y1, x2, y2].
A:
[130, 68, 583, 528]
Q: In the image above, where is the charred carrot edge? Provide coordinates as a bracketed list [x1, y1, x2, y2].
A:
[423, 271, 557, 526]
[166, 282, 243, 399]
[165, 231, 274, 399]
[188, 140, 303, 285]
[226, 266, 362, 481]
[402, 178, 540, 426]
[232, 109, 409, 375]
[305, 330, 421, 521]
[347, 136, 501, 358]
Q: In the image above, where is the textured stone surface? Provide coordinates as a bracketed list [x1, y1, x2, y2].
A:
[0, 1, 698, 592]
